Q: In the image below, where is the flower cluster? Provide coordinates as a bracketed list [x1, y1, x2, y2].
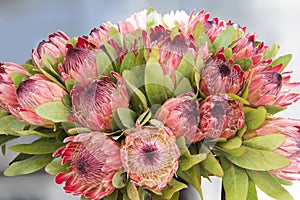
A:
[1, 8, 300, 200]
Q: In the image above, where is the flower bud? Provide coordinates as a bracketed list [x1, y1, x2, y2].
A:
[12, 75, 66, 127]
[71, 73, 129, 131]
[155, 92, 204, 143]
[199, 94, 244, 139]
[59, 45, 98, 85]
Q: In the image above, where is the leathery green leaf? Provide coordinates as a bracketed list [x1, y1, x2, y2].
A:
[9, 138, 64, 154]
[126, 181, 140, 200]
[263, 43, 279, 60]
[4, 154, 53, 176]
[218, 136, 242, 150]
[247, 179, 258, 200]
[45, 158, 69, 176]
[244, 106, 266, 130]
[200, 145, 224, 177]
[213, 26, 236, 50]
[221, 156, 248, 200]
[272, 54, 292, 73]
[35, 101, 70, 123]
[243, 134, 285, 151]
[224, 146, 290, 171]
[179, 153, 207, 171]
[161, 178, 187, 200]
[247, 170, 293, 200]
[112, 171, 127, 188]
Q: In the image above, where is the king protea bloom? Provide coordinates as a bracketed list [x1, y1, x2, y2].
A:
[155, 92, 204, 143]
[251, 118, 300, 180]
[71, 72, 129, 131]
[121, 126, 180, 190]
[0, 62, 29, 112]
[200, 59, 245, 96]
[10, 75, 66, 127]
[53, 132, 122, 199]
[32, 31, 69, 68]
[59, 44, 98, 85]
[199, 94, 244, 139]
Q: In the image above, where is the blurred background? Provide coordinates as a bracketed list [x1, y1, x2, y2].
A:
[0, 0, 300, 199]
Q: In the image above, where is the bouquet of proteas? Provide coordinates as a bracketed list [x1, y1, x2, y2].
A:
[1, 8, 300, 200]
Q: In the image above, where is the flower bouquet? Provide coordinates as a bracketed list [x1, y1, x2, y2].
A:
[1, 8, 300, 200]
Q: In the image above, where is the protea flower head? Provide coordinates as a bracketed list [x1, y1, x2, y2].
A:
[155, 92, 204, 143]
[247, 71, 283, 106]
[10, 75, 66, 127]
[32, 31, 69, 68]
[59, 44, 98, 85]
[199, 94, 244, 139]
[71, 72, 129, 131]
[121, 126, 180, 190]
[251, 118, 300, 180]
[0, 62, 29, 112]
[200, 58, 245, 96]
[53, 132, 122, 199]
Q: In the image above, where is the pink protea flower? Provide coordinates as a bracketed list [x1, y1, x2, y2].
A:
[10, 75, 66, 127]
[200, 58, 245, 96]
[199, 94, 244, 139]
[118, 10, 147, 34]
[247, 71, 283, 106]
[53, 132, 122, 199]
[86, 24, 111, 48]
[32, 31, 69, 68]
[71, 72, 129, 131]
[0, 62, 30, 112]
[252, 118, 300, 180]
[58, 44, 98, 85]
[121, 126, 180, 191]
[155, 92, 204, 143]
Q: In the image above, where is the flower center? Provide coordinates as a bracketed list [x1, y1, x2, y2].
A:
[76, 157, 90, 174]
[218, 64, 231, 77]
[142, 145, 158, 164]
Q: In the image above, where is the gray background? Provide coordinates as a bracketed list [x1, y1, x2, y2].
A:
[0, 0, 300, 199]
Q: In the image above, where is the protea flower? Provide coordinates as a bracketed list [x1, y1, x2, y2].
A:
[118, 10, 147, 34]
[0, 62, 29, 112]
[247, 71, 283, 106]
[251, 118, 300, 180]
[200, 59, 245, 96]
[155, 92, 204, 143]
[121, 126, 180, 191]
[58, 44, 98, 85]
[32, 31, 69, 68]
[71, 72, 129, 131]
[10, 75, 66, 127]
[199, 94, 244, 139]
[53, 132, 122, 199]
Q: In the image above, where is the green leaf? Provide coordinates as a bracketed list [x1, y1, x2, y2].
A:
[218, 136, 242, 150]
[36, 101, 70, 123]
[271, 54, 292, 73]
[127, 181, 140, 200]
[221, 146, 246, 157]
[109, 26, 123, 47]
[192, 23, 205, 45]
[223, 146, 290, 171]
[176, 52, 195, 81]
[247, 179, 258, 200]
[247, 170, 293, 200]
[111, 108, 137, 131]
[103, 190, 118, 200]
[120, 52, 136, 74]
[10, 73, 28, 87]
[223, 48, 233, 61]
[0, 107, 8, 118]
[177, 165, 203, 199]
[16, 129, 56, 138]
[233, 58, 253, 71]
[0, 115, 28, 136]
[200, 145, 224, 177]
[4, 154, 53, 176]
[263, 43, 279, 60]
[65, 78, 76, 92]
[243, 134, 285, 151]
[145, 57, 168, 105]
[264, 105, 287, 115]
[244, 106, 267, 130]
[198, 32, 213, 53]
[161, 178, 187, 200]
[45, 159, 69, 176]
[221, 157, 248, 200]
[179, 153, 207, 171]
[1, 144, 6, 156]
[176, 136, 191, 158]
[9, 138, 64, 154]
[96, 49, 114, 77]
[112, 171, 127, 188]
[174, 78, 194, 96]
[213, 26, 236, 50]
